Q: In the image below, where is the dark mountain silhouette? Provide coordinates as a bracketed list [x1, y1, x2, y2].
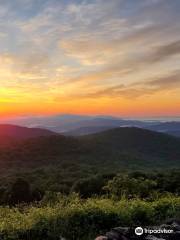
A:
[81, 127, 180, 160]
[0, 124, 56, 141]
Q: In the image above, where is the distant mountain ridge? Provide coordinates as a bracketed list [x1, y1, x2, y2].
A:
[0, 114, 154, 132]
[0, 114, 180, 137]
[63, 126, 116, 136]
[147, 122, 180, 137]
[63, 122, 180, 137]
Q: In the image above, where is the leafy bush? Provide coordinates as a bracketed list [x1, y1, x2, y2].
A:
[0, 195, 179, 240]
[103, 174, 157, 199]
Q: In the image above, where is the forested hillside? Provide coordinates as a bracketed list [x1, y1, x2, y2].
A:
[0, 127, 179, 239]
[0, 127, 180, 170]
[0, 127, 179, 196]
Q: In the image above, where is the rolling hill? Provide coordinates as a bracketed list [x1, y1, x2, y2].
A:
[0, 127, 179, 172]
[0, 126, 179, 196]
[81, 127, 180, 160]
[0, 124, 57, 143]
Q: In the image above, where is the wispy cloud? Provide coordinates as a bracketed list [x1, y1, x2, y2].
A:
[57, 70, 180, 100]
[0, 0, 180, 116]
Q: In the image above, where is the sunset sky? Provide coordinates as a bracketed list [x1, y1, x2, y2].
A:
[0, 0, 180, 118]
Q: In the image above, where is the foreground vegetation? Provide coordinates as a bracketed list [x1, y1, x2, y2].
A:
[0, 169, 180, 204]
[0, 194, 179, 240]
[0, 170, 179, 239]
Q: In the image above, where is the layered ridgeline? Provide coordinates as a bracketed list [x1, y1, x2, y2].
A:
[2, 114, 180, 137]
[0, 126, 180, 171]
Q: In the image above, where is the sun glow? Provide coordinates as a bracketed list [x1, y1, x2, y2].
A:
[0, 0, 180, 118]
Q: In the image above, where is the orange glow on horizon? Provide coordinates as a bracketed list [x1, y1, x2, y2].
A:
[0, 1, 180, 120]
[0, 92, 180, 119]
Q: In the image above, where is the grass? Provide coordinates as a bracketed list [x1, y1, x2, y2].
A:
[0, 194, 179, 240]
